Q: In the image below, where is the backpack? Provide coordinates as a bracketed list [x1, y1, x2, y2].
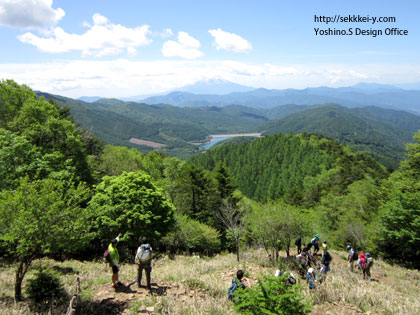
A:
[295, 237, 301, 246]
[104, 249, 111, 262]
[352, 251, 358, 261]
[137, 244, 152, 263]
[323, 251, 332, 265]
[366, 257, 373, 268]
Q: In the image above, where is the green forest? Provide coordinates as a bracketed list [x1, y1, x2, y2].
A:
[38, 91, 420, 165]
[1, 80, 420, 307]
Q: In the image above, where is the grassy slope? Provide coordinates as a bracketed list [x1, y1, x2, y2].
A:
[1, 249, 419, 314]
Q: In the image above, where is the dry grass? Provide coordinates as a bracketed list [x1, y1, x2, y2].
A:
[0, 249, 419, 314]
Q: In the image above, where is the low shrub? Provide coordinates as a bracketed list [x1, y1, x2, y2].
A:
[233, 274, 311, 315]
[26, 269, 67, 312]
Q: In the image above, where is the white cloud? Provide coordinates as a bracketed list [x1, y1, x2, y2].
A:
[17, 13, 152, 57]
[209, 28, 252, 53]
[1, 60, 419, 98]
[162, 31, 203, 59]
[0, 0, 64, 29]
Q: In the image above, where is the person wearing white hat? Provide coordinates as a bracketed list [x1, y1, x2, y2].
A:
[306, 267, 316, 289]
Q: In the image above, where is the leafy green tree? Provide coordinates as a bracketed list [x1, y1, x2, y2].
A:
[87, 171, 175, 249]
[0, 80, 98, 184]
[0, 128, 77, 189]
[377, 132, 420, 267]
[233, 274, 311, 315]
[96, 145, 146, 176]
[248, 201, 305, 260]
[0, 176, 92, 301]
[163, 214, 220, 255]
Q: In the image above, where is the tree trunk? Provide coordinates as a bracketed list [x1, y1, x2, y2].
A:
[15, 256, 32, 302]
[236, 238, 240, 262]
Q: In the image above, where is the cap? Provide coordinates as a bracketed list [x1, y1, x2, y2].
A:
[315, 234, 320, 238]
[308, 268, 314, 273]
[347, 245, 351, 249]
[365, 252, 370, 257]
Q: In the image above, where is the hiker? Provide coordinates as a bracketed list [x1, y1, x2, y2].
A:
[347, 245, 357, 272]
[295, 236, 302, 254]
[363, 252, 374, 280]
[108, 233, 123, 288]
[311, 234, 320, 255]
[228, 269, 252, 301]
[306, 267, 316, 289]
[135, 236, 153, 290]
[302, 247, 312, 265]
[356, 252, 366, 272]
[320, 247, 332, 281]
[296, 251, 309, 277]
[274, 270, 297, 285]
[305, 243, 313, 266]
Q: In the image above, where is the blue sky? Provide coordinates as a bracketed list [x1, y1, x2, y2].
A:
[0, 0, 419, 97]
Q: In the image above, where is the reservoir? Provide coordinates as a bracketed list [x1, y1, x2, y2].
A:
[201, 133, 261, 149]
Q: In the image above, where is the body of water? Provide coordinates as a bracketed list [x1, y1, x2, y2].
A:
[201, 137, 230, 149]
[200, 133, 261, 149]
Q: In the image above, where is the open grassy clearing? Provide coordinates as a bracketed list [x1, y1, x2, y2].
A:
[1, 249, 419, 314]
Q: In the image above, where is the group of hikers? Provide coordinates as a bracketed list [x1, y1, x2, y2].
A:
[295, 235, 374, 289]
[105, 233, 153, 290]
[104, 232, 373, 300]
[295, 234, 332, 289]
[347, 245, 374, 280]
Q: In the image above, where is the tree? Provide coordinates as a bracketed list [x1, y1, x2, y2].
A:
[0, 80, 99, 184]
[0, 176, 92, 301]
[87, 171, 175, 249]
[163, 214, 220, 255]
[248, 202, 305, 260]
[0, 128, 77, 189]
[216, 200, 246, 261]
[96, 145, 146, 177]
[377, 132, 420, 267]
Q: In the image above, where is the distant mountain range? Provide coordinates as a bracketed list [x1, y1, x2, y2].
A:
[139, 83, 420, 113]
[78, 80, 420, 113]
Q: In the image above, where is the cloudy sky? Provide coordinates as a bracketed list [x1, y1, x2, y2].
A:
[0, 0, 419, 98]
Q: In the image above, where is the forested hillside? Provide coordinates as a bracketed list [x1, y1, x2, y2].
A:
[191, 133, 387, 203]
[38, 92, 268, 158]
[260, 104, 420, 168]
[38, 91, 420, 165]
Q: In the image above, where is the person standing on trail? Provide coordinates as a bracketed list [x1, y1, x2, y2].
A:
[306, 267, 316, 289]
[108, 233, 123, 288]
[296, 251, 309, 277]
[135, 236, 153, 290]
[347, 245, 357, 272]
[295, 236, 302, 254]
[320, 247, 332, 282]
[363, 252, 374, 280]
[356, 252, 366, 272]
[302, 247, 312, 267]
[311, 234, 321, 255]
